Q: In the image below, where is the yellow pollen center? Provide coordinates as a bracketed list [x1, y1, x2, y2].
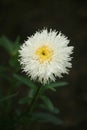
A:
[36, 45, 53, 64]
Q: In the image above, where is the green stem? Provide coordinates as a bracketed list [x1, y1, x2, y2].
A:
[29, 85, 43, 113]
[21, 85, 43, 130]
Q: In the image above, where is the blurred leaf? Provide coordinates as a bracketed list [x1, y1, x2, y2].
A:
[0, 93, 18, 102]
[14, 36, 20, 44]
[28, 88, 37, 99]
[45, 81, 68, 90]
[0, 36, 20, 57]
[0, 36, 13, 55]
[12, 36, 20, 56]
[31, 112, 63, 125]
[40, 104, 59, 114]
[19, 97, 30, 104]
[19, 87, 39, 105]
[9, 57, 20, 71]
[13, 74, 36, 88]
[40, 95, 59, 114]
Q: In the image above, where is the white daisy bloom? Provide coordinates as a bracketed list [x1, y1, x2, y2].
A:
[19, 29, 74, 84]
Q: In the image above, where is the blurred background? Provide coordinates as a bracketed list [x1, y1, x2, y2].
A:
[0, 0, 87, 130]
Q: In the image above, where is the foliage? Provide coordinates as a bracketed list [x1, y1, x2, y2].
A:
[0, 36, 68, 129]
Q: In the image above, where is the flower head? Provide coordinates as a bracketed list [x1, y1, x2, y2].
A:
[19, 29, 74, 84]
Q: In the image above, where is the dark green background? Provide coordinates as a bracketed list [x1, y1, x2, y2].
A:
[0, 0, 87, 130]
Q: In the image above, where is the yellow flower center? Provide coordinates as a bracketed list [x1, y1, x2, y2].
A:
[36, 45, 53, 64]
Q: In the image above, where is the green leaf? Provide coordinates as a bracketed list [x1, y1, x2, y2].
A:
[31, 112, 63, 125]
[19, 97, 30, 104]
[0, 93, 18, 102]
[40, 104, 60, 114]
[45, 81, 68, 90]
[40, 95, 59, 114]
[0, 36, 13, 55]
[19, 88, 37, 105]
[0, 36, 20, 57]
[14, 36, 20, 45]
[12, 36, 20, 56]
[13, 74, 36, 88]
[28, 88, 37, 98]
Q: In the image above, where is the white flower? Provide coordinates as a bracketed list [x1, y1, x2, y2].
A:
[19, 29, 74, 84]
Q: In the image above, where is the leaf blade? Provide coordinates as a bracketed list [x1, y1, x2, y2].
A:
[31, 112, 63, 125]
[13, 74, 36, 88]
[40, 95, 59, 114]
[45, 81, 68, 90]
[0, 93, 18, 102]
